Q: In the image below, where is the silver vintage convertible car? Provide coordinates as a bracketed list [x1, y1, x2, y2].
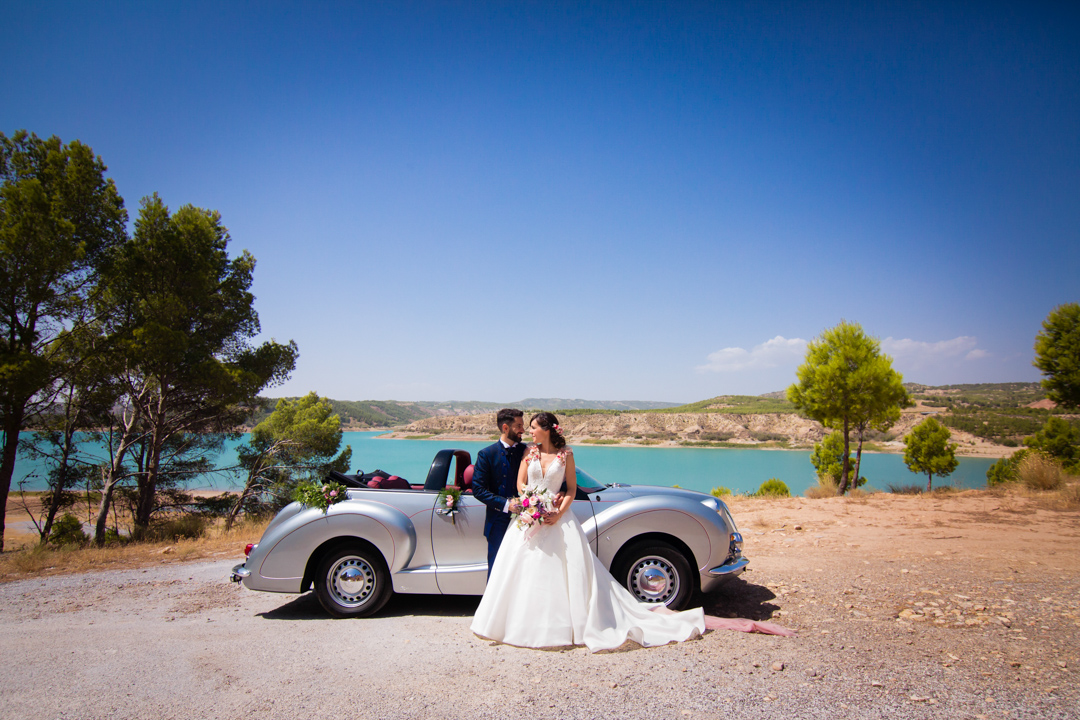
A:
[231, 448, 747, 617]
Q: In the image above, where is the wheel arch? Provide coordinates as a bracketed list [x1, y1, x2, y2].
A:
[301, 536, 387, 593]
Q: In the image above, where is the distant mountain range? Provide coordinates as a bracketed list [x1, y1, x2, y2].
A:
[254, 397, 680, 427]
[256, 382, 1048, 428]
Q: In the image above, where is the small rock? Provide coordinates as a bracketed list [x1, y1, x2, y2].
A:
[871, 681, 883, 688]
[609, 682, 618, 689]
[159, 546, 173, 555]
[1057, 661, 1067, 669]
[909, 696, 930, 702]
[771, 661, 784, 672]
[794, 524, 802, 530]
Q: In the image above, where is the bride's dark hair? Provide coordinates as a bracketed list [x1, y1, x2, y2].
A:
[530, 411, 566, 450]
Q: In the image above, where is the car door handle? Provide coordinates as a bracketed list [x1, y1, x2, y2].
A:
[435, 509, 452, 516]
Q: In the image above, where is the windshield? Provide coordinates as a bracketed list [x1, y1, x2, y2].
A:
[574, 468, 605, 493]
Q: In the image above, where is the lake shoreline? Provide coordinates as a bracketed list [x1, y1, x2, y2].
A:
[375, 430, 1013, 458]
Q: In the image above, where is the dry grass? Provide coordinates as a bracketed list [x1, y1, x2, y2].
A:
[1035, 480, 1080, 511]
[1017, 452, 1065, 490]
[0, 515, 270, 583]
[805, 483, 838, 499]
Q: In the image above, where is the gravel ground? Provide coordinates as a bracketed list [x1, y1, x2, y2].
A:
[1, 493, 1076, 720]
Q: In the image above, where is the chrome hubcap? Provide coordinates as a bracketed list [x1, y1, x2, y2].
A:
[328, 556, 376, 608]
[629, 555, 679, 604]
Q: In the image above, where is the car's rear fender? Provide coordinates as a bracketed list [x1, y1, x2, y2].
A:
[254, 502, 417, 591]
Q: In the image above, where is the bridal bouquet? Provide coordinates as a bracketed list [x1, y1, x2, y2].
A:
[515, 486, 558, 539]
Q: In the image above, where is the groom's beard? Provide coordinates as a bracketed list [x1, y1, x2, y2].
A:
[506, 430, 521, 444]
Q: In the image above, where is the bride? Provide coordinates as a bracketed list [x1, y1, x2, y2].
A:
[470, 412, 791, 652]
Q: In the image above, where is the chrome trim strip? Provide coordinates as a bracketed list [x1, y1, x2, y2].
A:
[707, 557, 749, 576]
[436, 563, 489, 575]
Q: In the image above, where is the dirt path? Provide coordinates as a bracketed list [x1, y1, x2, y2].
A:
[1, 492, 1076, 719]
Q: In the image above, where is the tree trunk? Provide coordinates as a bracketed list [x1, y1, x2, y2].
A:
[926, 473, 934, 493]
[0, 405, 27, 553]
[94, 419, 139, 546]
[852, 433, 864, 490]
[837, 418, 851, 495]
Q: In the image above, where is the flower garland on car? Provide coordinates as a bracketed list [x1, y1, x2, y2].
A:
[437, 486, 463, 524]
[293, 479, 348, 514]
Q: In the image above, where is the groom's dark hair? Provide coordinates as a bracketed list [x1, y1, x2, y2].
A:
[496, 408, 523, 432]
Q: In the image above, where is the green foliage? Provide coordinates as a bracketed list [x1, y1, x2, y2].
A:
[1024, 416, 1080, 471]
[1033, 303, 1080, 409]
[581, 438, 619, 445]
[193, 492, 237, 517]
[903, 417, 959, 492]
[710, 486, 732, 497]
[757, 478, 790, 497]
[293, 479, 348, 514]
[140, 515, 209, 542]
[232, 393, 351, 520]
[1, 131, 128, 551]
[906, 382, 1048, 408]
[788, 321, 910, 493]
[810, 432, 852, 485]
[648, 395, 796, 414]
[986, 450, 1028, 486]
[249, 398, 431, 427]
[886, 483, 923, 495]
[48, 514, 88, 546]
[941, 408, 1053, 442]
[98, 194, 299, 530]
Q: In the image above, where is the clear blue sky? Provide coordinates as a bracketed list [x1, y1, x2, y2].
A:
[4, 2, 1078, 403]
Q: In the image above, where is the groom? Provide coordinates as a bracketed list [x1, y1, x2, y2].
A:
[471, 408, 525, 577]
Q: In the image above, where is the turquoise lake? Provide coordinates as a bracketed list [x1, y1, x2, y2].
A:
[13, 431, 996, 495]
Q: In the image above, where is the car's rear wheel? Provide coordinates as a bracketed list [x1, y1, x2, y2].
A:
[612, 540, 694, 611]
[314, 545, 392, 618]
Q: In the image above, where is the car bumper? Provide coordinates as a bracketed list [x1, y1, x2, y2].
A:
[700, 555, 749, 593]
[230, 563, 250, 583]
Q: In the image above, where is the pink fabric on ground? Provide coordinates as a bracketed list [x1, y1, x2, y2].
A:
[703, 616, 796, 636]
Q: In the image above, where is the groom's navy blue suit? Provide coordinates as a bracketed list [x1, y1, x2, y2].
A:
[471, 440, 525, 577]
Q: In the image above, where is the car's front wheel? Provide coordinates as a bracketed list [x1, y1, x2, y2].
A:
[314, 545, 393, 618]
[612, 540, 694, 611]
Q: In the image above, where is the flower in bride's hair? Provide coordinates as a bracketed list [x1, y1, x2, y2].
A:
[553, 424, 560, 431]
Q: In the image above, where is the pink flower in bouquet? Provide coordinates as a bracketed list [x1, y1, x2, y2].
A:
[445, 495, 455, 508]
[321, 485, 329, 493]
[329, 490, 337, 498]
[522, 497, 531, 508]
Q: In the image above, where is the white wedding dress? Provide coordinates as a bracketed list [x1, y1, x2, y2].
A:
[470, 448, 706, 652]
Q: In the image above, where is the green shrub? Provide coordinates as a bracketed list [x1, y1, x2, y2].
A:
[100, 528, 127, 546]
[757, 478, 790, 497]
[987, 450, 1028, 486]
[48, 514, 88, 547]
[710, 486, 731, 497]
[141, 515, 209, 542]
[886, 483, 923, 495]
[194, 493, 236, 517]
